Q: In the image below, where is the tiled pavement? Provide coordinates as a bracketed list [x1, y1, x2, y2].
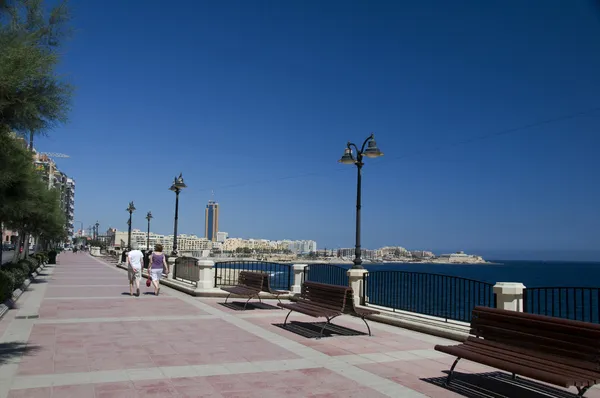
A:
[0, 254, 597, 398]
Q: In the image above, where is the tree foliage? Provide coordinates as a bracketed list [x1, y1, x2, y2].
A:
[0, 135, 66, 244]
[0, 0, 73, 251]
[0, 0, 73, 136]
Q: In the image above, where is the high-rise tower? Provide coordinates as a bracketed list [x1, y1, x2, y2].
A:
[205, 199, 219, 242]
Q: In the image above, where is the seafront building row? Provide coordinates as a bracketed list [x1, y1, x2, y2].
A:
[104, 228, 483, 263]
[107, 228, 318, 255]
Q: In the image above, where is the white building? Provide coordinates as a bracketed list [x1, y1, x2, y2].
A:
[110, 229, 211, 252]
[216, 231, 228, 243]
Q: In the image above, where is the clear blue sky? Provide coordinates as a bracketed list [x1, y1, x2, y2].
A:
[38, 0, 600, 260]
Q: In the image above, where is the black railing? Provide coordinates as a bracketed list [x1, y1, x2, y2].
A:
[173, 257, 199, 284]
[214, 261, 292, 290]
[303, 264, 349, 286]
[363, 271, 496, 323]
[523, 287, 600, 324]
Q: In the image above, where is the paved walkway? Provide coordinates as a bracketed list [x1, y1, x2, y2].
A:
[0, 253, 597, 398]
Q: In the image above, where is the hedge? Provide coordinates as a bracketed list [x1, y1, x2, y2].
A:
[0, 270, 15, 302]
[18, 259, 37, 274]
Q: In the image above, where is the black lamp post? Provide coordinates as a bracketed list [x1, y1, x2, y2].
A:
[126, 201, 136, 250]
[169, 173, 187, 255]
[338, 133, 383, 269]
[146, 211, 153, 251]
[94, 221, 99, 240]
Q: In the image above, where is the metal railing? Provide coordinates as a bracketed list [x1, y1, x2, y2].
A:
[214, 261, 292, 290]
[173, 257, 199, 284]
[523, 287, 600, 324]
[363, 271, 496, 322]
[303, 264, 349, 286]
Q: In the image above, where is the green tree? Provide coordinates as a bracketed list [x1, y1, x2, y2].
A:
[0, 0, 73, 140]
[0, 135, 66, 260]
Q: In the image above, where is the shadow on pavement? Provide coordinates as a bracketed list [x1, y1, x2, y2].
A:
[273, 321, 367, 339]
[0, 342, 41, 365]
[218, 301, 280, 311]
[422, 371, 581, 398]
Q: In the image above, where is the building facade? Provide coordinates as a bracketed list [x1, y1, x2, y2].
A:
[205, 200, 219, 242]
[109, 229, 211, 252]
[33, 151, 75, 240]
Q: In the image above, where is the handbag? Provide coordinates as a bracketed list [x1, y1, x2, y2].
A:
[146, 272, 151, 287]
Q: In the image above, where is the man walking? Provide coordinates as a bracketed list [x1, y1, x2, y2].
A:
[127, 242, 143, 297]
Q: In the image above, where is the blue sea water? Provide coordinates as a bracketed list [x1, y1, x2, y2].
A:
[364, 260, 600, 288]
[303, 261, 600, 323]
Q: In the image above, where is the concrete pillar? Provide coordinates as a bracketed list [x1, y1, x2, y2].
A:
[291, 264, 308, 294]
[347, 268, 368, 305]
[167, 256, 177, 279]
[194, 259, 215, 291]
[493, 282, 526, 311]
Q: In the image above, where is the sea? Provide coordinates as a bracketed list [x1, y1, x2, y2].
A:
[305, 260, 600, 323]
[362, 260, 600, 288]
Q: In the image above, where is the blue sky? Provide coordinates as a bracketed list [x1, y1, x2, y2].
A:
[38, 0, 600, 260]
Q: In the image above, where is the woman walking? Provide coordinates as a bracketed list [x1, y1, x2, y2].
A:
[148, 244, 168, 295]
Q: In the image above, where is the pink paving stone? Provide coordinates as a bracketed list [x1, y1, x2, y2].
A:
[51, 384, 96, 398]
[18, 318, 297, 375]
[45, 286, 170, 297]
[37, 296, 203, 319]
[7, 387, 51, 398]
[48, 278, 126, 285]
[239, 311, 433, 355]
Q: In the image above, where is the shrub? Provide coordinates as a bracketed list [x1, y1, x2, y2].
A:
[19, 259, 37, 274]
[0, 270, 15, 302]
[7, 268, 26, 290]
[13, 261, 31, 275]
[37, 252, 48, 263]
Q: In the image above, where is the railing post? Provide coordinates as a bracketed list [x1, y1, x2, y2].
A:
[291, 264, 308, 294]
[347, 268, 368, 306]
[167, 256, 177, 279]
[493, 282, 526, 312]
[194, 259, 215, 292]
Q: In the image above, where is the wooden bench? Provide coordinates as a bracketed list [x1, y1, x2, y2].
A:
[434, 306, 600, 397]
[278, 281, 379, 338]
[260, 273, 287, 303]
[221, 271, 264, 310]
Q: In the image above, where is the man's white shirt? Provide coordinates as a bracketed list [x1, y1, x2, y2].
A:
[128, 250, 143, 269]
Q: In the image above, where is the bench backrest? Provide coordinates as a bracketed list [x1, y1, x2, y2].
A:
[300, 281, 349, 312]
[238, 271, 264, 290]
[260, 273, 275, 292]
[471, 306, 600, 364]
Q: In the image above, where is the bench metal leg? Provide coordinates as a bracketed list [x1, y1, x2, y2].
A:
[445, 357, 461, 386]
[577, 386, 589, 397]
[359, 316, 373, 336]
[283, 310, 293, 326]
[317, 315, 340, 339]
[243, 296, 255, 310]
[224, 293, 231, 304]
[511, 373, 516, 380]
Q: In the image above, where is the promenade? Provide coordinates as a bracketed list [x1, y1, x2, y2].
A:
[0, 253, 597, 398]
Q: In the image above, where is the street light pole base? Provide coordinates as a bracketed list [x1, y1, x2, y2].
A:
[351, 259, 364, 270]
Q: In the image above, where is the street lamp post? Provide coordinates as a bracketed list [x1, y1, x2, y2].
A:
[338, 133, 383, 269]
[146, 211, 153, 251]
[94, 221, 99, 240]
[169, 173, 187, 255]
[126, 202, 136, 250]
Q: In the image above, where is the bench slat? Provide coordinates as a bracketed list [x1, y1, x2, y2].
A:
[435, 306, 600, 393]
[462, 340, 600, 381]
[435, 344, 593, 388]
[465, 337, 600, 373]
